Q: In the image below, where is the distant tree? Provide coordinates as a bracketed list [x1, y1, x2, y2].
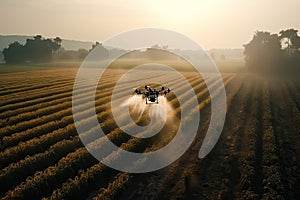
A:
[150, 44, 168, 50]
[162, 45, 168, 50]
[34, 35, 42, 41]
[243, 31, 283, 72]
[279, 29, 300, 70]
[24, 37, 51, 62]
[244, 29, 300, 73]
[151, 44, 161, 49]
[53, 47, 88, 61]
[90, 42, 100, 51]
[89, 42, 108, 58]
[2, 35, 62, 64]
[77, 48, 89, 60]
[53, 37, 62, 51]
[2, 42, 25, 64]
[279, 29, 300, 56]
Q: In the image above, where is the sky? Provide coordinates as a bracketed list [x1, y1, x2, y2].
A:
[0, 0, 299, 49]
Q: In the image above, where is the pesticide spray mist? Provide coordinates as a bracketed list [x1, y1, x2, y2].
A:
[120, 95, 176, 130]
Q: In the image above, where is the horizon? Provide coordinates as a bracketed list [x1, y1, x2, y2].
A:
[0, 0, 299, 49]
[0, 34, 246, 51]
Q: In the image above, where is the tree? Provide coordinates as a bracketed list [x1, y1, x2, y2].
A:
[53, 48, 88, 61]
[243, 31, 283, 72]
[2, 42, 25, 64]
[89, 42, 108, 58]
[53, 37, 62, 51]
[2, 35, 62, 64]
[279, 29, 300, 56]
[90, 42, 100, 51]
[279, 29, 300, 70]
[244, 29, 300, 73]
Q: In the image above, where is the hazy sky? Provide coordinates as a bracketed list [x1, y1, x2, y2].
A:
[0, 0, 299, 49]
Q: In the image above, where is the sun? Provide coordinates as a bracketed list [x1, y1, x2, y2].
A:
[145, 0, 225, 25]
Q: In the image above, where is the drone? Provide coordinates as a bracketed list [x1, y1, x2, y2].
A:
[135, 85, 171, 104]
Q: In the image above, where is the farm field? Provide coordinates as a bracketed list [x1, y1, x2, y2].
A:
[0, 67, 299, 200]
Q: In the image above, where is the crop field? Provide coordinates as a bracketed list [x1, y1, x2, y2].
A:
[0, 67, 299, 200]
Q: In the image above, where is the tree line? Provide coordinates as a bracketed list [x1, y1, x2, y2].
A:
[244, 28, 300, 73]
[2, 36, 108, 64]
[2, 35, 62, 64]
[3, 30, 300, 73]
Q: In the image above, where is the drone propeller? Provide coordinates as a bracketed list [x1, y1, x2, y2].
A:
[162, 88, 171, 96]
[134, 88, 143, 95]
[134, 85, 170, 97]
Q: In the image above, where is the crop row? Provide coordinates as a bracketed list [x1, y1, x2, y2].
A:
[0, 68, 124, 112]
[260, 81, 285, 199]
[0, 73, 192, 147]
[0, 76, 138, 139]
[93, 173, 131, 200]
[0, 73, 206, 192]
[42, 119, 173, 200]
[0, 74, 112, 115]
[266, 81, 300, 199]
[0, 80, 83, 107]
[42, 74, 236, 200]
[0, 71, 73, 90]
[2, 119, 162, 199]
[0, 77, 73, 96]
[0, 72, 199, 167]
[0, 71, 229, 197]
[0, 107, 112, 168]
[0, 75, 188, 168]
[221, 77, 259, 199]
[95, 74, 237, 199]
[0, 70, 175, 119]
